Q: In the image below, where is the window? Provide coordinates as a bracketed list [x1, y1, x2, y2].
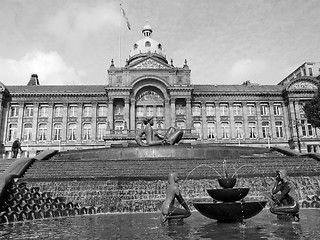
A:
[69, 105, 77, 117]
[221, 122, 229, 139]
[8, 124, 18, 141]
[54, 105, 63, 117]
[133, 43, 138, 49]
[136, 106, 144, 117]
[233, 104, 242, 116]
[207, 122, 215, 139]
[97, 123, 106, 140]
[53, 123, 62, 141]
[309, 68, 313, 76]
[10, 105, 19, 117]
[262, 121, 270, 139]
[156, 106, 163, 117]
[145, 41, 151, 47]
[260, 104, 269, 116]
[39, 105, 48, 117]
[146, 106, 153, 117]
[83, 105, 92, 117]
[193, 122, 202, 138]
[38, 123, 47, 141]
[235, 122, 243, 139]
[206, 104, 215, 116]
[247, 104, 256, 116]
[192, 104, 201, 116]
[97, 104, 107, 117]
[68, 123, 77, 140]
[248, 122, 257, 139]
[82, 123, 92, 140]
[25, 105, 33, 117]
[176, 104, 185, 115]
[275, 121, 283, 138]
[23, 123, 32, 141]
[220, 104, 229, 116]
[158, 44, 162, 50]
[301, 120, 314, 137]
[273, 104, 282, 116]
[114, 104, 123, 116]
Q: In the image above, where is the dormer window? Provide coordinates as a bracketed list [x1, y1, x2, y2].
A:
[145, 41, 151, 47]
[133, 43, 138, 49]
[158, 44, 162, 50]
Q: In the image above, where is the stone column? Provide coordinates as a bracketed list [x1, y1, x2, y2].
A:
[282, 103, 290, 139]
[108, 98, 114, 129]
[61, 103, 68, 141]
[170, 98, 176, 127]
[201, 101, 207, 140]
[242, 102, 248, 139]
[268, 102, 275, 139]
[164, 98, 170, 129]
[256, 102, 262, 139]
[17, 103, 24, 140]
[215, 102, 221, 139]
[77, 103, 83, 142]
[229, 102, 235, 139]
[47, 103, 54, 142]
[92, 102, 97, 140]
[186, 97, 192, 128]
[31, 103, 39, 142]
[130, 98, 136, 130]
[124, 98, 130, 129]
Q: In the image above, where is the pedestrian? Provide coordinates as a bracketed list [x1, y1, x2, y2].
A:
[11, 138, 22, 158]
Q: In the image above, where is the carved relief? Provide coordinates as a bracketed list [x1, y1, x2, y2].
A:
[288, 81, 317, 90]
[132, 59, 167, 69]
[137, 90, 163, 103]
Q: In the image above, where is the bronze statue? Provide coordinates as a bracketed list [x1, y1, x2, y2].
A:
[135, 117, 183, 146]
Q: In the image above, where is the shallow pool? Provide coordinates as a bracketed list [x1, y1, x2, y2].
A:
[1, 209, 320, 239]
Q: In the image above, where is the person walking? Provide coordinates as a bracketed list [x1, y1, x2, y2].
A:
[11, 138, 22, 158]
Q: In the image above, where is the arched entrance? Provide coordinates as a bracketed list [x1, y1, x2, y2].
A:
[135, 86, 165, 130]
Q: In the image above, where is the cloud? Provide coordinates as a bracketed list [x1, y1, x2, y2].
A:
[0, 50, 85, 85]
[228, 59, 267, 84]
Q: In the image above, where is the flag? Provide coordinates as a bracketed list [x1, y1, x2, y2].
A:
[120, 5, 131, 30]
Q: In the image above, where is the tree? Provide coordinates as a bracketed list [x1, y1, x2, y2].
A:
[303, 85, 320, 128]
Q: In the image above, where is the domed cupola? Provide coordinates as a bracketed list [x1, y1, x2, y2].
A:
[128, 23, 167, 65]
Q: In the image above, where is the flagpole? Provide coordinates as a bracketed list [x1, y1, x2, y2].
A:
[119, 4, 122, 67]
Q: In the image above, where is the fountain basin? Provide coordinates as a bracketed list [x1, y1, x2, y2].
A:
[207, 188, 249, 202]
[193, 201, 267, 222]
[218, 178, 236, 188]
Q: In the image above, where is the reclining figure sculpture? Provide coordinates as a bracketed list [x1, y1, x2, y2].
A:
[135, 117, 183, 146]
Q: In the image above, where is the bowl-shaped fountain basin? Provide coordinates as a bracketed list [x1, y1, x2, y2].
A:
[218, 178, 236, 188]
[193, 201, 267, 222]
[207, 188, 249, 202]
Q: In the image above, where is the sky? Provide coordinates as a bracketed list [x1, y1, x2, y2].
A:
[0, 0, 319, 86]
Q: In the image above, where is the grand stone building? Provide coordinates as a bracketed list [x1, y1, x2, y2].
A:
[0, 24, 320, 157]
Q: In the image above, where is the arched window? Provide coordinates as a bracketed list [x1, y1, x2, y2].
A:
[23, 123, 32, 141]
[53, 123, 62, 141]
[145, 41, 151, 47]
[68, 123, 77, 141]
[38, 123, 47, 141]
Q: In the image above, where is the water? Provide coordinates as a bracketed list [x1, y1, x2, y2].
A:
[1, 209, 320, 239]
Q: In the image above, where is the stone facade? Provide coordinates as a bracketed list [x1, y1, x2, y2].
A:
[0, 25, 320, 157]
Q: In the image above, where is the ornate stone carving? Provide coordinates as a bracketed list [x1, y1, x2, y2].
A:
[288, 81, 317, 90]
[137, 90, 163, 103]
[132, 59, 167, 69]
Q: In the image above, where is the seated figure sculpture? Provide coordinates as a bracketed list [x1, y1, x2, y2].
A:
[135, 117, 183, 146]
[270, 169, 300, 221]
[161, 172, 191, 224]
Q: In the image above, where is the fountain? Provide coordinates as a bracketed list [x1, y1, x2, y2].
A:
[193, 161, 267, 222]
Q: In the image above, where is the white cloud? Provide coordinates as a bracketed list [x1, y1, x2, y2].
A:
[0, 50, 85, 85]
[228, 59, 267, 84]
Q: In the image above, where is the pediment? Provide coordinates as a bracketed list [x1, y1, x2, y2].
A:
[287, 79, 318, 91]
[129, 58, 171, 70]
